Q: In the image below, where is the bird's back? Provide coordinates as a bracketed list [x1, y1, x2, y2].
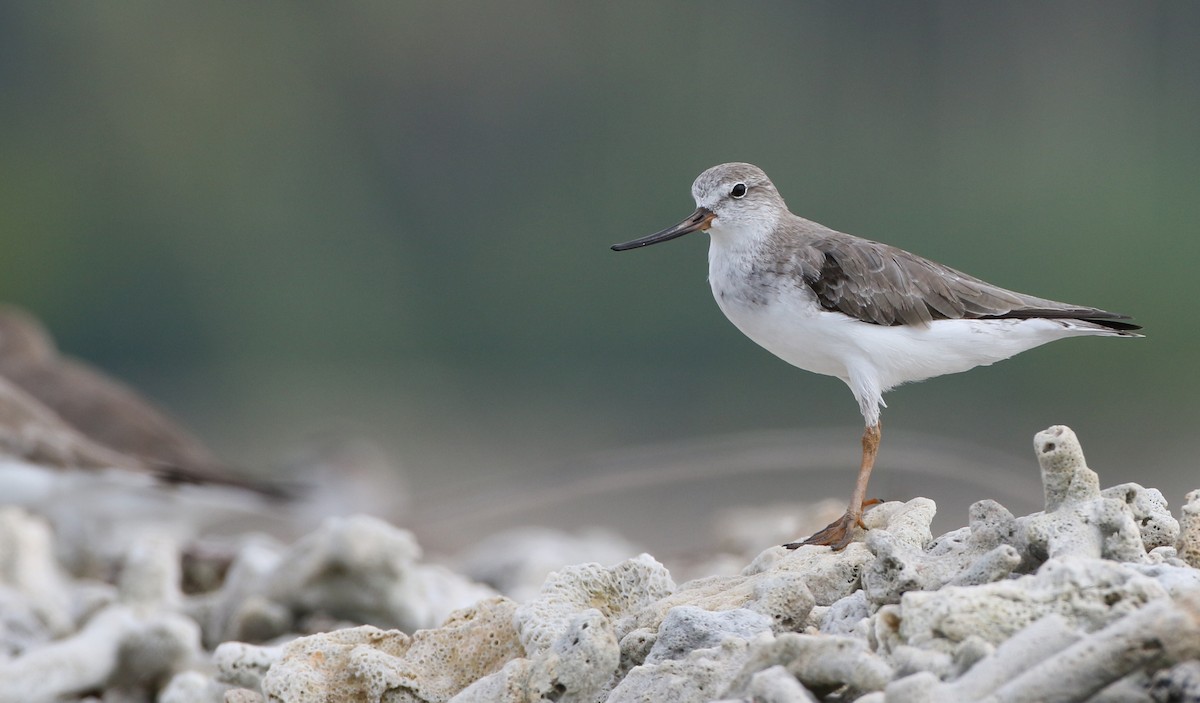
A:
[769, 216, 1140, 334]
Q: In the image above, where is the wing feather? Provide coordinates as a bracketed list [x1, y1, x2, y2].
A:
[779, 226, 1139, 332]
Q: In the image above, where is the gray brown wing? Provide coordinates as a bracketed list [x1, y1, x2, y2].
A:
[794, 233, 1139, 331]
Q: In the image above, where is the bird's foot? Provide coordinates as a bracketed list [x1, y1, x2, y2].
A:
[783, 511, 859, 550]
[783, 500, 881, 551]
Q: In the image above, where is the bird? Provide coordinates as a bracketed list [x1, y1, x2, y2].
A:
[0, 305, 289, 497]
[610, 162, 1140, 550]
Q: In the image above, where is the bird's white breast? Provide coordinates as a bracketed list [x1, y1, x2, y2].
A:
[708, 233, 849, 380]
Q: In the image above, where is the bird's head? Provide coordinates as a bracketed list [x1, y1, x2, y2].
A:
[611, 162, 787, 251]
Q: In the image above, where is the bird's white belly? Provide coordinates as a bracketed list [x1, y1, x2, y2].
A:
[711, 279, 1100, 392]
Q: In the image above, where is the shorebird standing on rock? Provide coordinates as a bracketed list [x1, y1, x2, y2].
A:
[612, 162, 1141, 550]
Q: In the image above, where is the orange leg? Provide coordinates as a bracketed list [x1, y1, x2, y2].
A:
[784, 422, 881, 551]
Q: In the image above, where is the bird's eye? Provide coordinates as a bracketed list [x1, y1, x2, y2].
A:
[730, 183, 747, 199]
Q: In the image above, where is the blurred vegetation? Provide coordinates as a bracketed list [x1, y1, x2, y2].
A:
[1, 3, 1196, 538]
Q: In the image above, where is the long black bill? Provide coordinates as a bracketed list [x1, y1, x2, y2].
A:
[611, 207, 715, 251]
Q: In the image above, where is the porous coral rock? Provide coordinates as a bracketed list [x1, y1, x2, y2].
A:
[731, 664, 818, 703]
[609, 628, 892, 703]
[1101, 483, 1180, 551]
[513, 554, 675, 657]
[1178, 490, 1200, 569]
[0, 588, 49, 657]
[637, 566, 816, 635]
[541, 609, 621, 701]
[744, 497, 934, 606]
[819, 589, 871, 637]
[874, 590, 1200, 703]
[257, 596, 523, 703]
[0, 524, 201, 703]
[982, 590, 1200, 703]
[727, 631, 894, 698]
[606, 636, 753, 703]
[258, 626, 407, 703]
[5, 423, 1200, 703]
[894, 556, 1167, 654]
[1150, 660, 1200, 702]
[0, 604, 201, 703]
[1019, 425, 1149, 565]
[448, 609, 620, 703]
[390, 596, 528, 701]
[201, 535, 287, 646]
[118, 533, 183, 609]
[107, 611, 203, 694]
[863, 500, 1021, 606]
[1127, 561, 1200, 597]
[262, 515, 494, 632]
[644, 606, 772, 664]
[213, 640, 282, 690]
[864, 614, 1082, 703]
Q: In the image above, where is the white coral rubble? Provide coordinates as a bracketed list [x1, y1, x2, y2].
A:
[1, 425, 1198, 703]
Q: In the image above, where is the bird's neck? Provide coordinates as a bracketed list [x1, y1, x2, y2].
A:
[707, 219, 777, 294]
[707, 210, 781, 258]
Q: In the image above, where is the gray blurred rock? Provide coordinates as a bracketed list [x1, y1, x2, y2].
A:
[205, 515, 495, 645]
[0, 508, 73, 636]
[159, 670, 228, 703]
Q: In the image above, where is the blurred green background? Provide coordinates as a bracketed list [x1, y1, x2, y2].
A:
[1, 2, 1196, 551]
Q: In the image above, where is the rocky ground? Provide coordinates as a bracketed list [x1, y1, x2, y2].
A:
[1, 425, 1199, 703]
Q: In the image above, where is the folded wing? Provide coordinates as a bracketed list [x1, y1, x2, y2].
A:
[790, 232, 1140, 333]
